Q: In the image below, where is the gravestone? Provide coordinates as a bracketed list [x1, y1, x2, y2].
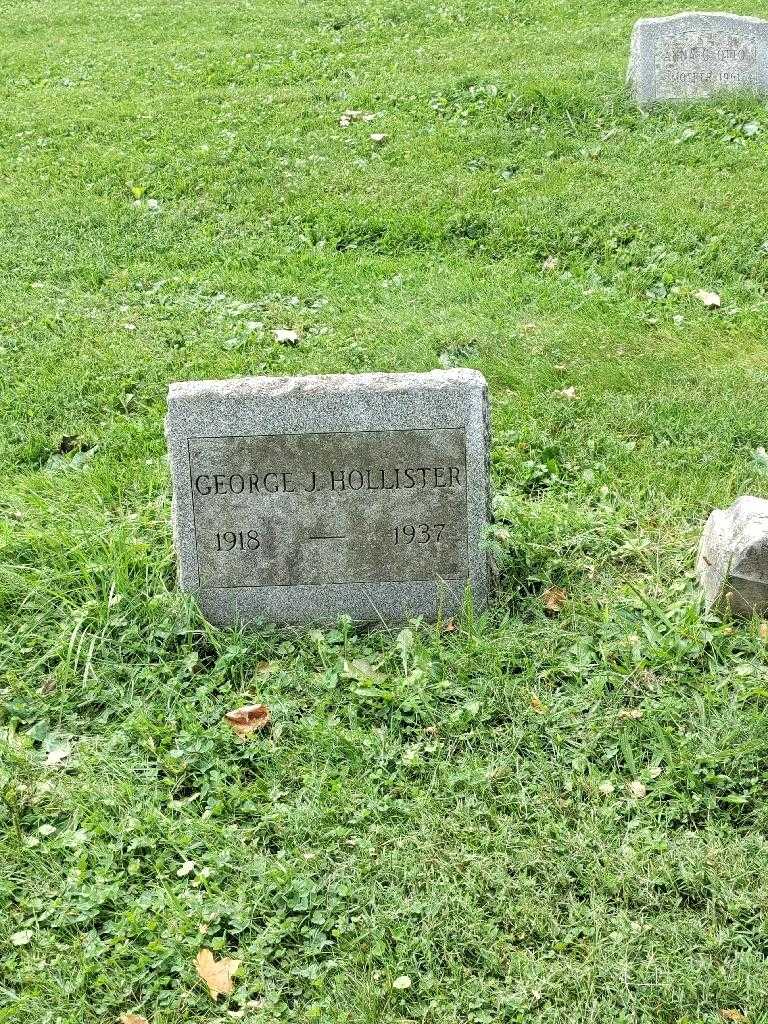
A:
[628, 12, 768, 104]
[697, 495, 768, 616]
[165, 370, 490, 625]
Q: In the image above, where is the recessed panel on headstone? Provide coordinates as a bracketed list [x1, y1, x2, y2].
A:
[628, 12, 768, 105]
[166, 370, 490, 625]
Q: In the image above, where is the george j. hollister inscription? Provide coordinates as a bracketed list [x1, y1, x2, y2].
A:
[166, 370, 490, 625]
[628, 12, 768, 105]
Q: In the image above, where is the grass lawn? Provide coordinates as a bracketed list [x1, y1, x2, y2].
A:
[3, 0, 768, 1021]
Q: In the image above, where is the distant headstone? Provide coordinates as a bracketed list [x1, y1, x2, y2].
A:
[166, 370, 491, 625]
[697, 495, 768, 616]
[628, 12, 768, 104]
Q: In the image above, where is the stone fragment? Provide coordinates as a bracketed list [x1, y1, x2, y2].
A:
[697, 495, 768, 615]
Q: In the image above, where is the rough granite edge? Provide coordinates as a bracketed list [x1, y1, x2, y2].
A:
[168, 369, 486, 404]
[633, 12, 768, 29]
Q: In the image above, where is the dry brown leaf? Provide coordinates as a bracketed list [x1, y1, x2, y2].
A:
[541, 585, 567, 615]
[39, 675, 57, 695]
[542, 255, 559, 272]
[760, 621, 768, 641]
[530, 693, 547, 714]
[694, 288, 721, 309]
[720, 1011, 747, 1022]
[119, 1015, 150, 1024]
[195, 948, 241, 1000]
[617, 708, 643, 720]
[627, 780, 647, 799]
[223, 704, 271, 739]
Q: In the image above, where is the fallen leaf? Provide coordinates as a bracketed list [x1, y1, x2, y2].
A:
[392, 975, 412, 990]
[224, 704, 271, 739]
[119, 1015, 150, 1024]
[339, 109, 375, 127]
[195, 948, 241, 1000]
[627, 780, 647, 799]
[617, 708, 643, 720]
[177, 860, 196, 877]
[648, 766, 663, 779]
[541, 585, 567, 615]
[45, 742, 72, 768]
[530, 693, 547, 714]
[694, 288, 721, 309]
[542, 255, 559, 272]
[11, 930, 33, 946]
[559, 386, 578, 400]
[273, 328, 300, 345]
[598, 780, 615, 795]
[341, 658, 384, 686]
[720, 1011, 747, 1022]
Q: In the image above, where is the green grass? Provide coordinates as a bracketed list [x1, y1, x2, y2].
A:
[3, 0, 768, 1021]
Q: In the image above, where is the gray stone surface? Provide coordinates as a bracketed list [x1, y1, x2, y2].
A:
[696, 495, 768, 615]
[165, 370, 491, 625]
[628, 12, 768, 105]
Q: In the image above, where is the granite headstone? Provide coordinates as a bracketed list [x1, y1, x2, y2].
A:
[628, 12, 768, 104]
[166, 370, 490, 625]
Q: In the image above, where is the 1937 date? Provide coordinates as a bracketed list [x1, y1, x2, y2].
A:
[394, 524, 445, 544]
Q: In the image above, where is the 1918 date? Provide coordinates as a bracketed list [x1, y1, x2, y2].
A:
[214, 530, 260, 551]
